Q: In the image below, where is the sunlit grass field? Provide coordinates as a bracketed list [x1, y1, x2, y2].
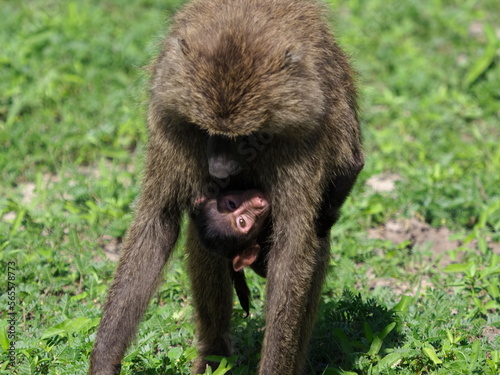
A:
[1, 0, 499, 374]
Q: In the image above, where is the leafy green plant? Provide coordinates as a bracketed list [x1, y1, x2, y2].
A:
[444, 253, 500, 318]
[1, 0, 499, 373]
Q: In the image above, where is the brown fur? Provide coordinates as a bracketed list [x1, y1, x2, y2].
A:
[89, 0, 363, 374]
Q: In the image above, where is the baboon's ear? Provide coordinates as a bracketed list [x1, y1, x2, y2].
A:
[282, 48, 301, 69]
[178, 38, 190, 55]
[233, 244, 260, 272]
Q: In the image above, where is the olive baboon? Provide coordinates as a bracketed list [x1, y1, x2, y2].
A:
[89, 0, 363, 374]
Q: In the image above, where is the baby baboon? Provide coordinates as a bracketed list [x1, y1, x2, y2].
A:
[192, 189, 271, 315]
[191, 189, 270, 268]
[89, 0, 363, 374]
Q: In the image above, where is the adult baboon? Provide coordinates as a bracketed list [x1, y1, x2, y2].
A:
[89, 0, 363, 374]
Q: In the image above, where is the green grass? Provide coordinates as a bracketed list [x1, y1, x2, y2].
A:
[1, 0, 499, 374]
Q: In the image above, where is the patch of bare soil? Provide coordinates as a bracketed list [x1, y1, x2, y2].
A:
[366, 218, 500, 295]
[365, 173, 500, 259]
[99, 235, 121, 262]
[368, 218, 500, 261]
[368, 218, 459, 260]
[366, 173, 401, 193]
[482, 326, 500, 345]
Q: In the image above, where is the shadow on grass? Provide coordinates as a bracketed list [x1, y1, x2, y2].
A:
[229, 289, 403, 374]
[309, 290, 404, 374]
[131, 290, 402, 374]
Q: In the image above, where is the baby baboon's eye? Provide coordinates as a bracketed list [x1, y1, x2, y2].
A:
[237, 217, 246, 228]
